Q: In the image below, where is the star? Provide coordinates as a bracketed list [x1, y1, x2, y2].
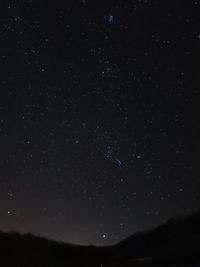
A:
[108, 15, 114, 23]
[101, 234, 107, 239]
[116, 159, 123, 167]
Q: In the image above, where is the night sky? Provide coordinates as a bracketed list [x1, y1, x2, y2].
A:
[0, 0, 200, 246]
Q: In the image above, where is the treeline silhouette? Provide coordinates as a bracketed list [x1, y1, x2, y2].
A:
[1, 209, 200, 266]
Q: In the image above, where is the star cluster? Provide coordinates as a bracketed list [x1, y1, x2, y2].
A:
[0, 0, 199, 246]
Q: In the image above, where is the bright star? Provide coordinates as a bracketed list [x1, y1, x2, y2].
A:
[116, 159, 122, 166]
[108, 15, 114, 23]
[102, 234, 107, 239]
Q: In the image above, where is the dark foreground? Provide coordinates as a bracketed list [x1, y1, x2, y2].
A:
[1, 210, 200, 266]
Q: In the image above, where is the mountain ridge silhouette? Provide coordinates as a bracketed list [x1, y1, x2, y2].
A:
[1, 209, 200, 266]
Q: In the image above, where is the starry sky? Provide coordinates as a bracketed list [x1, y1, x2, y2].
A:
[0, 0, 200, 246]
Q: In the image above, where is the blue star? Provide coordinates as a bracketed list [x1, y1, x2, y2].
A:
[105, 145, 113, 159]
[108, 15, 114, 23]
[116, 159, 122, 166]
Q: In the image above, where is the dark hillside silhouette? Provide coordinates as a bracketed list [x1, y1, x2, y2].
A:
[113, 209, 200, 265]
[1, 209, 200, 266]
